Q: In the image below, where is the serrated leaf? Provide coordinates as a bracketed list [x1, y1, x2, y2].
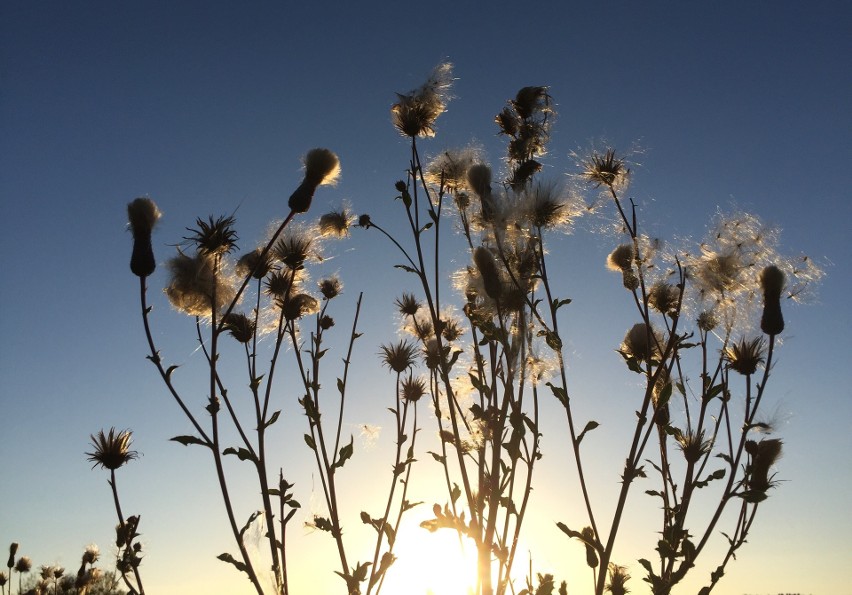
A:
[337, 377, 345, 394]
[223, 446, 259, 464]
[170, 435, 208, 448]
[451, 483, 461, 504]
[217, 552, 248, 574]
[333, 435, 354, 470]
[427, 451, 446, 464]
[657, 381, 673, 407]
[577, 420, 600, 445]
[304, 434, 316, 451]
[546, 382, 568, 407]
[240, 511, 262, 538]
[694, 468, 726, 489]
[420, 222, 433, 233]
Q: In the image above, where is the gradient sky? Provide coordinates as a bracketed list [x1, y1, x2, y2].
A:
[2, 2, 851, 594]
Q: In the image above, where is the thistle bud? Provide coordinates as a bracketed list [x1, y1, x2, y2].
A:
[127, 198, 161, 277]
[581, 527, 598, 569]
[288, 149, 340, 214]
[7, 542, 18, 568]
[759, 265, 785, 335]
[473, 246, 502, 300]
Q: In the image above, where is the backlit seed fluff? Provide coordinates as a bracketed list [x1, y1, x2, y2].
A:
[82, 544, 100, 565]
[606, 244, 634, 272]
[288, 149, 341, 214]
[391, 62, 453, 138]
[319, 277, 342, 300]
[760, 265, 786, 335]
[237, 247, 274, 280]
[14, 556, 31, 573]
[648, 281, 679, 315]
[466, 164, 492, 200]
[319, 209, 354, 238]
[127, 198, 161, 277]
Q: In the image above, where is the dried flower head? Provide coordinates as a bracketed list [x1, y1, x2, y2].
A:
[395, 293, 422, 317]
[221, 312, 255, 343]
[319, 209, 354, 238]
[380, 340, 418, 374]
[273, 230, 315, 270]
[605, 563, 631, 595]
[87, 428, 139, 471]
[697, 310, 718, 332]
[14, 556, 31, 573]
[237, 248, 275, 280]
[620, 323, 661, 362]
[281, 293, 319, 321]
[401, 375, 428, 402]
[265, 270, 295, 298]
[745, 438, 783, 496]
[165, 252, 238, 318]
[319, 277, 342, 300]
[675, 430, 713, 464]
[648, 281, 680, 315]
[583, 148, 629, 189]
[358, 214, 372, 228]
[725, 337, 765, 376]
[288, 148, 341, 213]
[391, 62, 453, 138]
[0, 571, 6, 586]
[185, 215, 239, 256]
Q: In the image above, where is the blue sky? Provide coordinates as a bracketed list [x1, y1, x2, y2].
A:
[1, 2, 851, 594]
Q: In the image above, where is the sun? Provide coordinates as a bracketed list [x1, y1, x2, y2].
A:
[378, 526, 479, 595]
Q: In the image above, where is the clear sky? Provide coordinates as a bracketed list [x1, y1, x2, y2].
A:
[1, 2, 851, 594]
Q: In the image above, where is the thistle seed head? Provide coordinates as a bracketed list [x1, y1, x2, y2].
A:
[391, 62, 453, 138]
[319, 208, 354, 238]
[127, 197, 161, 238]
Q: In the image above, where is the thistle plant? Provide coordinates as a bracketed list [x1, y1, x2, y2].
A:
[87, 428, 145, 594]
[117, 63, 823, 594]
[126, 147, 428, 595]
[359, 63, 822, 595]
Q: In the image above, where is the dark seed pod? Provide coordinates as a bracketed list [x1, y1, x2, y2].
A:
[759, 265, 786, 335]
[130, 232, 156, 278]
